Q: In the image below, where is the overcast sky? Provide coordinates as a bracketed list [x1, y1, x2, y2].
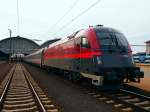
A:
[0, 0, 150, 53]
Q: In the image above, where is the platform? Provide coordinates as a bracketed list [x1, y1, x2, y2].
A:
[128, 64, 150, 92]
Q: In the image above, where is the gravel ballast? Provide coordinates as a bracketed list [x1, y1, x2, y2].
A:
[0, 61, 13, 83]
[24, 63, 117, 112]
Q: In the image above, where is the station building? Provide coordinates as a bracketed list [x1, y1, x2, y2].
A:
[0, 36, 60, 60]
[0, 36, 40, 59]
[146, 40, 150, 54]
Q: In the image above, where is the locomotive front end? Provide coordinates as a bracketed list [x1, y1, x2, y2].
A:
[89, 26, 144, 88]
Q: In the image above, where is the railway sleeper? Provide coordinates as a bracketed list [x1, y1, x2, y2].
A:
[2, 106, 38, 112]
[121, 107, 133, 112]
[134, 101, 149, 106]
[4, 98, 34, 104]
[5, 95, 33, 100]
[6, 93, 31, 97]
[3, 102, 36, 108]
[124, 98, 140, 102]
[7, 91, 31, 95]
[143, 106, 150, 110]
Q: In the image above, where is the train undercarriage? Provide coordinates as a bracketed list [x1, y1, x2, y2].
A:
[46, 66, 144, 90]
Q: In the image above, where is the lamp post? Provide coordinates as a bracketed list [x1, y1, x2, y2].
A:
[8, 29, 12, 62]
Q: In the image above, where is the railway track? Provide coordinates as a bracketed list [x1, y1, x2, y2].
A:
[116, 89, 150, 111]
[0, 63, 61, 112]
[84, 88, 150, 112]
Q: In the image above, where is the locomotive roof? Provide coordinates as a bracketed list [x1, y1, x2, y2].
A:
[48, 29, 84, 48]
[25, 48, 44, 57]
[48, 37, 70, 48]
[48, 26, 124, 48]
[93, 26, 123, 34]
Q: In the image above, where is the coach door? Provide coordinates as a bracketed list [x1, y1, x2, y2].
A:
[75, 37, 81, 70]
[75, 37, 90, 71]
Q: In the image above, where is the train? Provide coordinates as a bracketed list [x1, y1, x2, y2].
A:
[133, 52, 150, 63]
[24, 25, 144, 89]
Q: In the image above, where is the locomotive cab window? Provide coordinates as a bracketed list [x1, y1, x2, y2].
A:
[95, 29, 130, 53]
[81, 37, 90, 48]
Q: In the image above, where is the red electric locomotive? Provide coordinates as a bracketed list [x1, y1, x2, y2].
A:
[24, 25, 144, 89]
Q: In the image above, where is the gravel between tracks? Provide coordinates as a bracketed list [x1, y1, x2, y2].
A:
[24, 63, 117, 112]
[0, 61, 13, 83]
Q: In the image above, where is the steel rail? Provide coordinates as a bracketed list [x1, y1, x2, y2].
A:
[108, 89, 150, 112]
[120, 89, 150, 100]
[86, 88, 150, 112]
[0, 65, 16, 109]
[22, 65, 47, 112]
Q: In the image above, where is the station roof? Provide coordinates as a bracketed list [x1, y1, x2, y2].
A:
[0, 36, 40, 54]
[145, 40, 150, 43]
[40, 38, 60, 48]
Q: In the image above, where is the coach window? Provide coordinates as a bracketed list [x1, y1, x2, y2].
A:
[81, 37, 90, 48]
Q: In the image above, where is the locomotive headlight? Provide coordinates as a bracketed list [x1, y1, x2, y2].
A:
[97, 56, 102, 64]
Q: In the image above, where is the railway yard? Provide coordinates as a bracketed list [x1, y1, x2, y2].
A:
[0, 1, 150, 112]
[0, 61, 149, 112]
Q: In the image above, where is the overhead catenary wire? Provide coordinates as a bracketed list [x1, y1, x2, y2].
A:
[131, 45, 147, 46]
[17, 0, 20, 35]
[51, 0, 80, 29]
[43, 0, 80, 37]
[52, 0, 101, 37]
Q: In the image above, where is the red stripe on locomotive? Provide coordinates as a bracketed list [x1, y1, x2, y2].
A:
[44, 27, 102, 60]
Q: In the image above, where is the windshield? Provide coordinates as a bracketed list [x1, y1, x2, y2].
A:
[96, 32, 116, 51]
[115, 33, 129, 52]
[95, 29, 130, 53]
